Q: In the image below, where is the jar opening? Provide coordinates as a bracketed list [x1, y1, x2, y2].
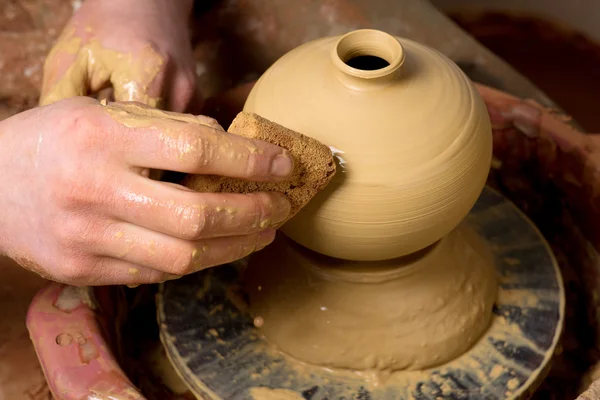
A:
[333, 29, 404, 79]
[345, 55, 390, 71]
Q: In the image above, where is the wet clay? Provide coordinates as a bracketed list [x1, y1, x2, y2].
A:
[102, 101, 224, 130]
[249, 387, 305, 400]
[40, 29, 164, 107]
[244, 29, 493, 261]
[244, 222, 498, 371]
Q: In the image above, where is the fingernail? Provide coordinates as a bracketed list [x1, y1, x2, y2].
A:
[270, 152, 294, 177]
[256, 229, 276, 250]
[272, 195, 292, 225]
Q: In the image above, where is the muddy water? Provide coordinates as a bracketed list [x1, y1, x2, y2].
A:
[452, 12, 600, 132]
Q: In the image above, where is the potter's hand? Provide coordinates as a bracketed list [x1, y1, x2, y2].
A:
[0, 98, 293, 286]
[40, 0, 197, 112]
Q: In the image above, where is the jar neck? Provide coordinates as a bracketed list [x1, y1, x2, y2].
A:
[331, 29, 405, 89]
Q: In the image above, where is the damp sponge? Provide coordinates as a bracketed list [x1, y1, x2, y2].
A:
[182, 112, 337, 221]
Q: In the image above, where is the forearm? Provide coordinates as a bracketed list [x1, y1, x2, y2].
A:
[90, 0, 194, 21]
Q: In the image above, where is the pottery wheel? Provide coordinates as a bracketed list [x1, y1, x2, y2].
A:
[156, 186, 564, 400]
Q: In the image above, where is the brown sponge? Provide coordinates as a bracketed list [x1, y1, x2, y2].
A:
[182, 112, 337, 221]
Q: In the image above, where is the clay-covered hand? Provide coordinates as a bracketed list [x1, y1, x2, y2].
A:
[40, 0, 197, 112]
[0, 98, 293, 286]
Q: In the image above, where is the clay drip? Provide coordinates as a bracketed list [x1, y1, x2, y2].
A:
[245, 224, 497, 371]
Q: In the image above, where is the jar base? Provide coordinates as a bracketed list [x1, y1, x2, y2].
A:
[244, 223, 498, 372]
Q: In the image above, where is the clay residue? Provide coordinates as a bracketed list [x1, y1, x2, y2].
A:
[245, 223, 498, 371]
[101, 101, 224, 130]
[53, 285, 95, 312]
[101, 101, 230, 168]
[40, 29, 165, 107]
[13, 256, 52, 280]
[77, 335, 99, 364]
[249, 387, 305, 400]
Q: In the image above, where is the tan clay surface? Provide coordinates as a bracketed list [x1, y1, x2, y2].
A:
[245, 222, 498, 371]
[244, 29, 493, 261]
[240, 28, 497, 375]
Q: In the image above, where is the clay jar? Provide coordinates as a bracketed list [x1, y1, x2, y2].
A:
[243, 29, 497, 372]
[244, 29, 493, 261]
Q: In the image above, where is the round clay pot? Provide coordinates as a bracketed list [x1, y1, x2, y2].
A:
[244, 29, 493, 261]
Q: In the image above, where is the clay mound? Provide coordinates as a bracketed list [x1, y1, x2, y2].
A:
[182, 111, 336, 222]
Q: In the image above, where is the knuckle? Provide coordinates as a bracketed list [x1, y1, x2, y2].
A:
[169, 243, 198, 275]
[53, 214, 100, 251]
[51, 215, 78, 249]
[241, 145, 276, 179]
[243, 152, 261, 177]
[178, 205, 208, 239]
[248, 193, 269, 229]
[186, 133, 216, 169]
[69, 105, 98, 139]
[56, 255, 90, 284]
[198, 134, 216, 166]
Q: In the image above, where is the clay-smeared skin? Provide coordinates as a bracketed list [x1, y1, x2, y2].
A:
[0, 98, 293, 286]
[246, 224, 497, 371]
[39, 0, 198, 112]
[41, 35, 165, 108]
[245, 31, 493, 261]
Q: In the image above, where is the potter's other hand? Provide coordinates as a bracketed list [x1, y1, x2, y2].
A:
[40, 0, 198, 112]
[0, 98, 293, 286]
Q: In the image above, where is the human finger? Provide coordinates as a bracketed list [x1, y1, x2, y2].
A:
[96, 222, 276, 275]
[111, 51, 168, 109]
[84, 257, 169, 286]
[112, 176, 291, 240]
[104, 103, 294, 180]
[167, 69, 197, 112]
